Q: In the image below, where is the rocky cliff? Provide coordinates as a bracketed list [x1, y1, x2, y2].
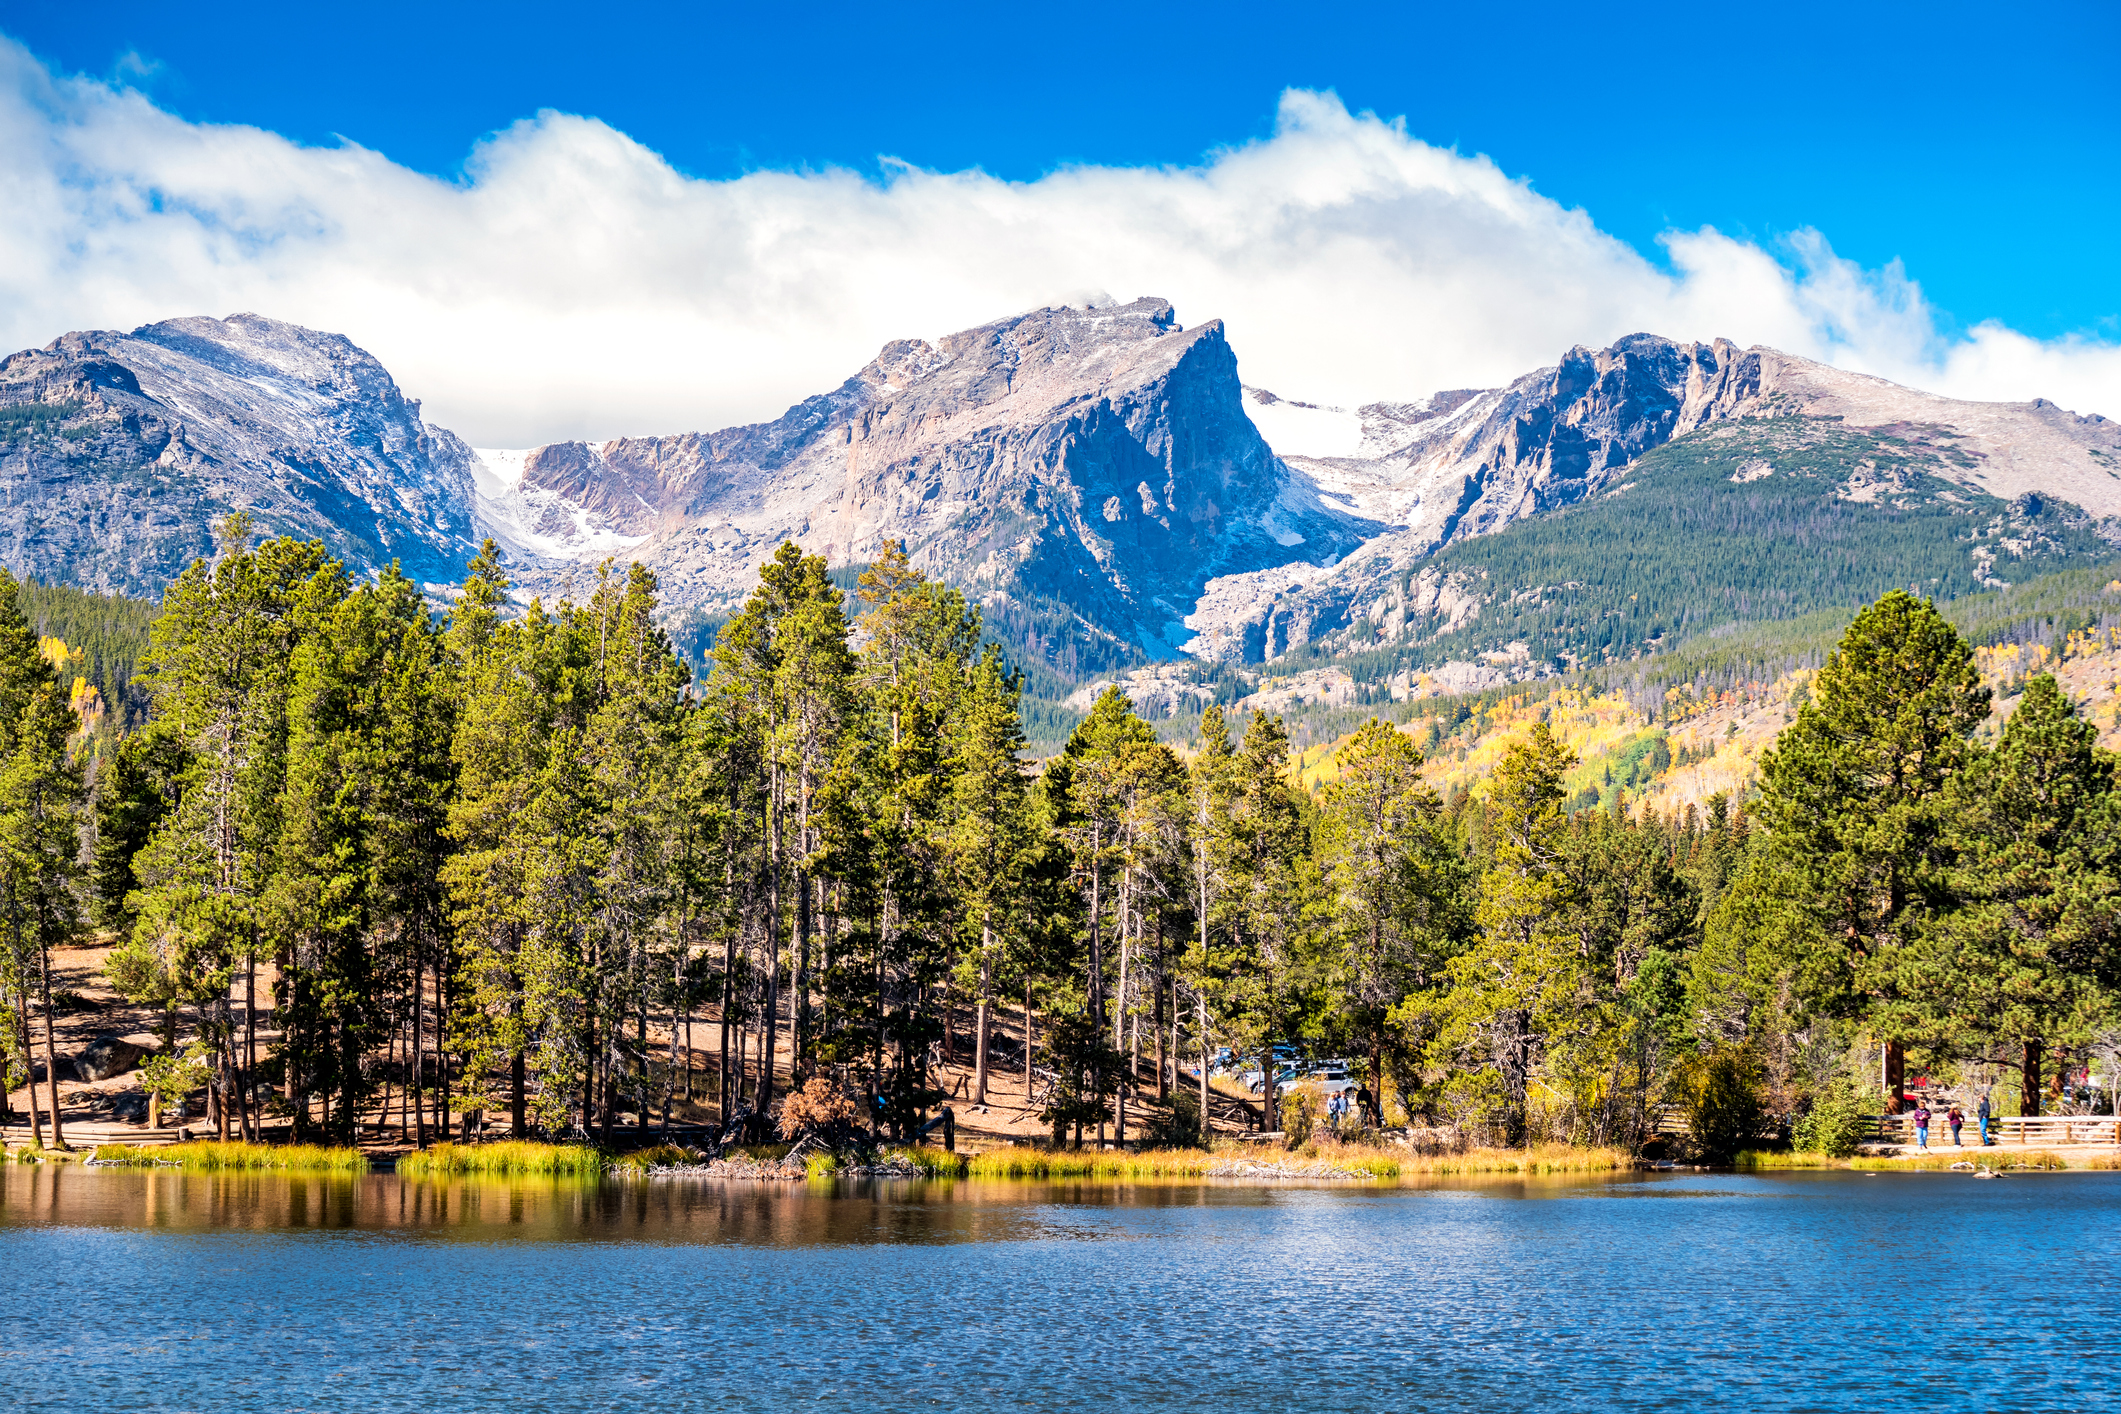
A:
[486, 297, 1378, 664]
[0, 314, 480, 596]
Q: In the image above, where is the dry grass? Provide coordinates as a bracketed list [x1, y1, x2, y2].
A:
[397, 1141, 605, 1178]
[1735, 1150, 1845, 1169]
[965, 1148, 1215, 1179]
[1394, 1142, 1632, 1176]
[90, 1140, 367, 1173]
[962, 1140, 1631, 1180]
[1848, 1148, 2071, 1171]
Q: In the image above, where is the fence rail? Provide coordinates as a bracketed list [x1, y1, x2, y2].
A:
[1868, 1114, 2121, 1146]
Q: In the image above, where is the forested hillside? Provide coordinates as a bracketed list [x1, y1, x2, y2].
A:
[16, 578, 154, 730]
[1295, 416, 2118, 684]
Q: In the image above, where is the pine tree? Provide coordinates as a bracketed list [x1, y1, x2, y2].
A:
[943, 648, 1033, 1107]
[118, 520, 347, 1139]
[1934, 673, 2121, 1114]
[1752, 590, 1988, 1107]
[1315, 718, 1469, 1121]
[0, 661, 83, 1146]
[1427, 721, 1583, 1144]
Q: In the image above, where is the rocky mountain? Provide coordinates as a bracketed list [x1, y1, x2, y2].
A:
[480, 297, 1376, 668]
[4, 305, 2118, 709]
[0, 315, 481, 595]
[1183, 335, 2121, 662]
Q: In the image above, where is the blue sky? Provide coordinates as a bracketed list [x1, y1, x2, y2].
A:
[12, 0, 2116, 340]
[2, 2, 2116, 440]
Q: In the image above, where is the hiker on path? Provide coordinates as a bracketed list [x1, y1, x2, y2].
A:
[1356, 1086, 1378, 1128]
[1947, 1104, 1964, 1147]
[1912, 1099, 1931, 1150]
[1977, 1093, 1993, 1146]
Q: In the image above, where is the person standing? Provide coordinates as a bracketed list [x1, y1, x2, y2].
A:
[1977, 1092, 1992, 1146]
[1356, 1085, 1378, 1128]
[1912, 1098, 1931, 1150]
[1947, 1104, 1964, 1147]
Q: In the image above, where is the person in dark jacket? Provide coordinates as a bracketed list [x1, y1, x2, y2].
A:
[1912, 1100, 1931, 1150]
[1977, 1093, 1993, 1146]
[1947, 1104, 1964, 1147]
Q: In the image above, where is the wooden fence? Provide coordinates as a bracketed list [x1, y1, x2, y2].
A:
[1870, 1113, 2121, 1146]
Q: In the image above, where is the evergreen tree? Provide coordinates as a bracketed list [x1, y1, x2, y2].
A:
[1934, 673, 2121, 1113]
[1751, 590, 1988, 1107]
[1315, 718, 1469, 1119]
[1427, 721, 1583, 1144]
[943, 648, 1033, 1106]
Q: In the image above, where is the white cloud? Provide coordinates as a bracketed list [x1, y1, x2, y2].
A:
[1, 39, 2114, 446]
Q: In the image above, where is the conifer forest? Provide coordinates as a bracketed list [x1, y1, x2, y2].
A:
[5, 519, 2119, 1161]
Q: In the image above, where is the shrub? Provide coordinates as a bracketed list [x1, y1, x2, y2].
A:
[777, 1077, 862, 1140]
[1792, 1079, 1874, 1158]
[1137, 1090, 1204, 1150]
[1676, 1047, 1764, 1163]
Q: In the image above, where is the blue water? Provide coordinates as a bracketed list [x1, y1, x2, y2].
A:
[1, 1165, 2114, 1411]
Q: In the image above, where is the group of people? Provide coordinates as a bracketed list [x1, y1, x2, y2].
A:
[1325, 1087, 1380, 1131]
[1908, 1094, 1995, 1149]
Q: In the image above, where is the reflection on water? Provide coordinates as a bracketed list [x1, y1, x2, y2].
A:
[0, 1163, 1607, 1245]
[3, 1165, 2117, 1412]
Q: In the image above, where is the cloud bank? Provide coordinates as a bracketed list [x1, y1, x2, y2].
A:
[2, 38, 2115, 446]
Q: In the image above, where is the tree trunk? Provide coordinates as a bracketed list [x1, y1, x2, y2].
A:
[755, 767, 782, 1116]
[1197, 991, 1211, 1148]
[1162, 962, 1179, 1102]
[17, 989, 44, 1149]
[413, 962, 429, 1147]
[39, 940, 66, 1149]
[1371, 1029, 1385, 1127]
[2022, 1038, 2042, 1118]
[1885, 1040, 1906, 1113]
[973, 923, 992, 1106]
[1114, 887, 1131, 1146]
[438, 957, 452, 1142]
[510, 1049, 526, 1138]
[1088, 828, 1103, 1148]
[1260, 1041, 1276, 1136]
[1024, 977, 1035, 1105]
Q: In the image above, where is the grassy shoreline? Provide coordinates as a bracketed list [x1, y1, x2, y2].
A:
[1736, 1148, 2114, 1171]
[89, 1140, 366, 1172]
[398, 1141, 604, 1178]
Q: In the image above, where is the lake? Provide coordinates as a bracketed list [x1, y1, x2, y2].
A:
[1, 1164, 2114, 1412]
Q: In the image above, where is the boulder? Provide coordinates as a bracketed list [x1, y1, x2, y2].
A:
[109, 1091, 151, 1123]
[76, 1035, 146, 1082]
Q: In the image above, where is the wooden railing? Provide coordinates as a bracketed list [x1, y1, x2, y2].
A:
[1870, 1114, 2121, 1146]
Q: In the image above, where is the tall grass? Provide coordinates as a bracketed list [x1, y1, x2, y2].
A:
[612, 1144, 701, 1172]
[397, 1141, 605, 1178]
[884, 1145, 962, 1175]
[962, 1142, 1631, 1180]
[965, 1148, 1211, 1179]
[92, 1141, 367, 1173]
[1735, 1150, 1843, 1169]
